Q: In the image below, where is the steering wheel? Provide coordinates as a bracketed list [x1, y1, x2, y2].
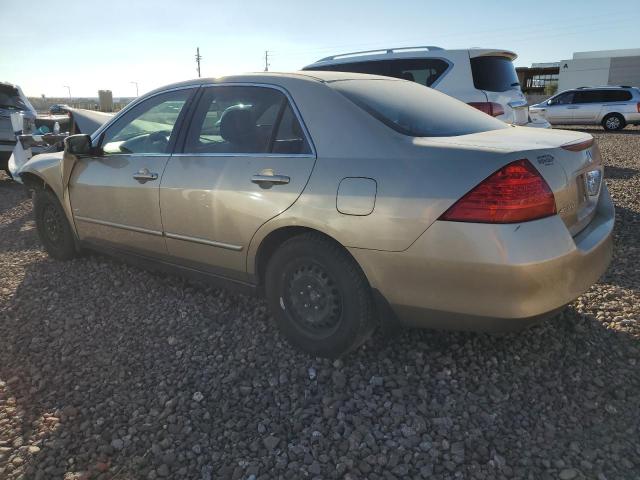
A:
[144, 131, 170, 153]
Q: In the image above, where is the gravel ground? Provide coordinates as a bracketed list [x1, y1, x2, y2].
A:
[1, 127, 639, 480]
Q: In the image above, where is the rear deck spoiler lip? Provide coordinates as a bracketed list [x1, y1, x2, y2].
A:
[468, 49, 518, 61]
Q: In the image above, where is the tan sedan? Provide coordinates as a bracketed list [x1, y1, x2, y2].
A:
[18, 72, 614, 357]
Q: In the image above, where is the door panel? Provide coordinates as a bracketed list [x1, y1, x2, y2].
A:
[159, 84, 315, 280]
[70, 88, 194, 256]
[161, 154, 314, 278]
[70, 155, 170, 255]
[546, 91, 575, 123]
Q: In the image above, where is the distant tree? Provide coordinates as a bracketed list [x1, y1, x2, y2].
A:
[544, 82, 558, 97]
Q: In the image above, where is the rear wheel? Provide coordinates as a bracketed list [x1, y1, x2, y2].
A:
[602, 113, 625, 131]
[34, 189, 77, 260]
[265, 233, 375, 358]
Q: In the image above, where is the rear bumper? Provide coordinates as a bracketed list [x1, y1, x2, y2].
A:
[350, 184, 614, 331]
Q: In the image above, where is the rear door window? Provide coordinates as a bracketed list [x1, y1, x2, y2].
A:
[183, 86, 311, 155]
[470, 56, 520, 92]
[0, 85, 28, 111]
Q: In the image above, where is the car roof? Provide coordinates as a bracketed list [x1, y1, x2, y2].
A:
[572, 85, 636, 90]
[145, 71, 400, 95]
[304, 46, 517, 69]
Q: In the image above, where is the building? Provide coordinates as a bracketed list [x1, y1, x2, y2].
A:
[557, 48, 640, 91]
[516, 62, 560, 96]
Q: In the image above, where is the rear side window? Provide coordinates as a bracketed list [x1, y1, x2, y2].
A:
[574, 89, 633, 103]
[331, 79, 507, 137]
[184, 86, 311, 155]
[470, 56, 519, 92]
[387, 59, 449, 86]
[307, 60, 390, 76]
[306, 58, 449, 87]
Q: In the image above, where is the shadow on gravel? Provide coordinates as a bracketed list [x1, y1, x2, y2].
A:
[605, 165, 638, 180]
[603, 205, 640, 292]
[554, 126, 640, 136]
[1, 249, 639, 479]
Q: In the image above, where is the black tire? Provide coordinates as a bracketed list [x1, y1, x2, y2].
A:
[265, 233, 375, 358]
[34, 188, 77, 260]
[602, 113, 626, 131]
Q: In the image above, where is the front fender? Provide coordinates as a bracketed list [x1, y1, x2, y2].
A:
[18, 151, 78, 236]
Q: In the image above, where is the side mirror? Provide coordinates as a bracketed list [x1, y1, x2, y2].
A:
[64, 134, 93, 156]
[547, 99, 554, 106]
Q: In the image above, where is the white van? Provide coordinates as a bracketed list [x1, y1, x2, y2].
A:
[303, 46, 549, 128]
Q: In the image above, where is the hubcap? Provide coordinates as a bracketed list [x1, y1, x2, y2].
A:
[42, 204, 63, 245]
[284, 262, 342, 337]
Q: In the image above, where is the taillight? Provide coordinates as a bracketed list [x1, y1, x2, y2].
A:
[467, 102, 505, 117]
[637, 102, 640, 113]
[440, 159, 556, 223]
[561, 138, 594, 151]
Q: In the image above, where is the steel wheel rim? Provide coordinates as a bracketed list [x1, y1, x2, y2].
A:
[283, 260, 343, 338]
[42, 204, 63, 245]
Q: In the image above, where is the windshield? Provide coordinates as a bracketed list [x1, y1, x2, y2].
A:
[470, 56, 520, 92]
[0, 85, 28, 110]
[330, 79, 508, 137]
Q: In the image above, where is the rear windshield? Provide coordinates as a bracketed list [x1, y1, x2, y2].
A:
[0, 85, 28, 111]
[470, 56, 519, 92]
[330, 79, 508, 137]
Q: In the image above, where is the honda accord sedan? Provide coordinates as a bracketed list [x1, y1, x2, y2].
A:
[17, 72, 614, 357]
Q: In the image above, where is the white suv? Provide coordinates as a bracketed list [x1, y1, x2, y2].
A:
[303, 46, 549, 128]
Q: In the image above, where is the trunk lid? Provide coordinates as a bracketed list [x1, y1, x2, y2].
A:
[417, 127, 603, 235]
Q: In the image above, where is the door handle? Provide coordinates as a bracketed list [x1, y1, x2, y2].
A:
[133, 168, 158, 183]
[251, 174, 290, 188]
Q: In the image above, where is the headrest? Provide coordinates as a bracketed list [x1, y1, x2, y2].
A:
[220, 106, 256, 144]
[400, 72, 415, 82]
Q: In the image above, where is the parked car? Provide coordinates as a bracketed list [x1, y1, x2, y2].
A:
[49, 104, 71, 115]
[0, 82, 37, 174]
[530, 86, 640, 131]
[303, 46, 550, 128]
[18, 72, 613, 357]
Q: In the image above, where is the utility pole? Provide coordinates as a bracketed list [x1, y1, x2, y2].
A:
[130, 81, 139, 97]
[195, 47, 202, 78]
[264, 50, 270, 72]
[63, 85, 71, 99]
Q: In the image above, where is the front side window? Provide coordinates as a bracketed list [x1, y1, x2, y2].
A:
[331, 78, 507, 137]
[550, 91, 574, 105]
[100, 89, 192, 154]
[184, 86, 311, 155]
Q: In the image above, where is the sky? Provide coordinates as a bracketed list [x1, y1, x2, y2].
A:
[1, 0, 639, 98]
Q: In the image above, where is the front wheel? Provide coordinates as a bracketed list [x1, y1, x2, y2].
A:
[265, 233, 376, 358]
[602, 113, 625, 131]
[34, 189, 77, 260]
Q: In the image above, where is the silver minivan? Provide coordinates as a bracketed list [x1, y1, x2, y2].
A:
[530, 86, 640, 131]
